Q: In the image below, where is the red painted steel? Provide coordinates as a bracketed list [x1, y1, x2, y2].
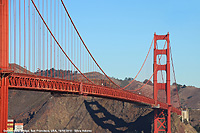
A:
[154, 32, 172, 133]
[170, 44, 181, 108]
[60, 0, 121, 89]
[128, 41, 167, 92]
[0, 0, 9, 132]
[0, 0, 9, 69]
[154, 109, 167, 132]
[31, 0, 94, 85]
[8, 73, 181, 115]
[1, 77, 9, 132]
[0, 1, 181, 132]
[122, 39, 154, 90]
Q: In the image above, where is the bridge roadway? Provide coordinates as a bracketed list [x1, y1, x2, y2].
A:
[8, 73, 181, 115]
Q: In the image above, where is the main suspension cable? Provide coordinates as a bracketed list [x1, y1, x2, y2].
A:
[60, 0, 121, 88]
[121, 38, 154, 90]
[129, 41, 167, 92]
[31, 0, 95, 85]
[170, 42, 181, 108]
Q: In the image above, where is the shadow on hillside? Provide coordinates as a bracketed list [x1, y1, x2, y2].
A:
[84, 100, 153, 133]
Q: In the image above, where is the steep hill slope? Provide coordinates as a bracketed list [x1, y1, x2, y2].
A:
[8, 89, 197, 133]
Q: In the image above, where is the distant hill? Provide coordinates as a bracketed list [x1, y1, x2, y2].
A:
[9, 63, 34, 75]
[177, 85, 200, 109]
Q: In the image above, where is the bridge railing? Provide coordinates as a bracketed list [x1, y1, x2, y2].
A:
[8, 73, 181, 115]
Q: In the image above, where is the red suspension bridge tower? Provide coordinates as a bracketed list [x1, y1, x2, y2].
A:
[0, 0, 10, 132]
[153, 32, 171, 133]
[0, 0, 179, 132]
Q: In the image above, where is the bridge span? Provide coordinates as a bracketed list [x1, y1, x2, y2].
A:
[0, 0, 181, 132]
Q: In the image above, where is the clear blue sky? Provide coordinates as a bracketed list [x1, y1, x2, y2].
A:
[63, 0, 200, 87]
[8, 0, 200, 88]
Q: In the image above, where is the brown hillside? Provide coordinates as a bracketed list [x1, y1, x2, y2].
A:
[9, 63, 34, 74]
[7, 64, 199, 132]
[8, 90, 197, 132]
[178, 85, 200, 109]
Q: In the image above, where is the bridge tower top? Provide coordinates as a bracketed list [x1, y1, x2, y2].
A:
[153, 32, 170, 105]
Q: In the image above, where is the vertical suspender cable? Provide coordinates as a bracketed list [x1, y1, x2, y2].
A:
[60, 0, 121, 88]
[53, 0, 56, 78]
[128, 41, 167, 92]
[68, 19, 70, 80]
[50, 0, 52, 77]
[9, 0, 12, 66]
[80, 40, 81, 81]
[122, 39, 153, 90]
[14, 0, 16, 70]
[33, 2, 35, 73]
[74, 30, 76, 80]
[77, 36, 78, 80]
[60, 7, 62, 77]
[19, 0, 21, 71]
[74, 31, 75, 80]
[82, 40, 85, 80]
[57, 0, 59, 78]
[61, 3, 63, 79]
[35, 1, 37, 73]
[42, 0, 45, 76]
[28, 0, 30, 71]
[60, 3, 63, 79]
[38, 0, 41, 75]
[93, 60, 94, 83]
[65, 11, 67, 79]
[88, 54, 89, 76]
[24, 0, 26, 73]
[31, 0, 94, 84]
[170, 43, 181, 108]
[36, 0, 38, 74]
[47, 0, 48, 77]
[71, 24, 73, 80]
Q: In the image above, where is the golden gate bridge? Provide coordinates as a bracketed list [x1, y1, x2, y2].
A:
[0, 0, 181, 132]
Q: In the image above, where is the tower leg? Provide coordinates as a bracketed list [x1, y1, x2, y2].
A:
[154, 109, 158, 133]
[0, 0, 9, 132]
[0, 77, 9, 132]
[167, 106, 172, 133]
[153, 33, 171, 133]
[0, 82, 3, 133]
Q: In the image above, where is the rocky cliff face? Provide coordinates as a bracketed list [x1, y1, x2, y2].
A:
[171, 113, 197, 133]
[8, 90, 197, 133]
[9, 90, 154, 132]
[189, 109, 200, 132]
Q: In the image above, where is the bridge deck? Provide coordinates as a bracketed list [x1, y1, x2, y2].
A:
[8, 73, 181, 115]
